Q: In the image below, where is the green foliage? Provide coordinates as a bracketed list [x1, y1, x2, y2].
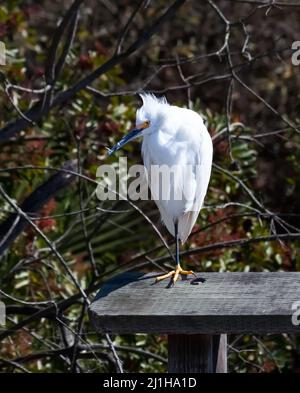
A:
[0, 0, 300, 374]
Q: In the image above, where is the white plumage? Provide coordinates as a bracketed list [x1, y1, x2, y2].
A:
[137, 93, 213, 243]
[109, 93, 213, 284]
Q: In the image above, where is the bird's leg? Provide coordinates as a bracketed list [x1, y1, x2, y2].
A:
[173, 221, 196, 284]
[155, 222, 196, 285]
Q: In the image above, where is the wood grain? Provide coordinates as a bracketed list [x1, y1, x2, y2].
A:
[168, 334, 227, 373]
[89, 271, 300, 334]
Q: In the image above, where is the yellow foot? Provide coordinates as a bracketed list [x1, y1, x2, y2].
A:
[155, 265, 196, 285]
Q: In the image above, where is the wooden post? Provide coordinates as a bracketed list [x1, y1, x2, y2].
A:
[89, 271, 300, 373]
[168, 334, 227, 373]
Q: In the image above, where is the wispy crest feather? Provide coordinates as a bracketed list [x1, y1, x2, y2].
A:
[139, 92, 169, 106]
[136, 92, 169, 125]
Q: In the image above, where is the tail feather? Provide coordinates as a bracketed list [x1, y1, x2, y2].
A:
[178, 210, 199, 243]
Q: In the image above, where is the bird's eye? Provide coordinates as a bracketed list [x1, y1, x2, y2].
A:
[144, 120, 150, 128]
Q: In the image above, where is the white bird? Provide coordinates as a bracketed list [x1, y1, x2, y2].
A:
[108, 93, 213, 285]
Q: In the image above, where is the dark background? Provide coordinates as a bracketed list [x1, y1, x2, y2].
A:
[0, 0, 300, 373]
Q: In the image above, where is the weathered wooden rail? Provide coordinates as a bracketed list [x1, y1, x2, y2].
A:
[89, 271, 300, 372]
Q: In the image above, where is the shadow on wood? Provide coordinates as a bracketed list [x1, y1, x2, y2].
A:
[168, 334, 227, 373]
[89, 271, 300, 373]
[89, 271, 300, 334]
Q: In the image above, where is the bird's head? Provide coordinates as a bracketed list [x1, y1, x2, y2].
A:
[107, 93, 169, 156]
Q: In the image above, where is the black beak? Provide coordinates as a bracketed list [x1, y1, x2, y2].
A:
[107, 127, 143, 156]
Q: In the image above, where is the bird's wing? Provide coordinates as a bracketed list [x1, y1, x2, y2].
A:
[178, 127, 213, 243]
[142, 140, 178, 237]
[142, 118, 213, 243]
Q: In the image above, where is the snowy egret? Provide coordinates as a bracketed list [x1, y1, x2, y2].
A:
[108, 93, 213, 285]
